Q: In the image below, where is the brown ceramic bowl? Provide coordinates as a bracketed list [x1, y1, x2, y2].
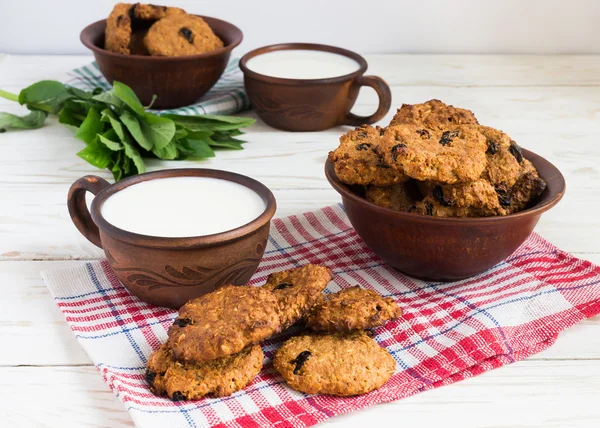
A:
[80, 16, 243, 109]
[67, 169, 276, 308]
[326, 149, 566, 281]
[239, 43, 392, 131]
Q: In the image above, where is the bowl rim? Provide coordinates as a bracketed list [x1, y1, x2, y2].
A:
[325, 148, 566, 225]
[80, 15, 243, 61]
[239, 43, 368, 85]
[89, 168, 277, 248]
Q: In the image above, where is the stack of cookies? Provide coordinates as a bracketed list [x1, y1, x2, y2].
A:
[105, 3, 223, 56]
[145, 264, 402, 400]
[329, 100, 547, 217]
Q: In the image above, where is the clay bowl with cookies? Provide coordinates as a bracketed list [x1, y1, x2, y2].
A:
[326, 151, 565, 281]
[67, 168, 276, 308]
[80, 5, 242, 109]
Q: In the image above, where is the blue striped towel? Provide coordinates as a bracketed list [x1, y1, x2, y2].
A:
[65, 59, 249, 115]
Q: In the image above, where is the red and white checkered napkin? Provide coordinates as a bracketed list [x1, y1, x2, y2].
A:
[42, 204, 600, 428]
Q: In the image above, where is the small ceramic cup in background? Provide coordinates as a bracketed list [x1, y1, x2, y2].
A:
[239, 43, 392, 132]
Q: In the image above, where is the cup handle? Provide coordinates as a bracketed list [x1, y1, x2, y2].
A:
[343, 75, 392, 127]
[67, 175, 111, 249]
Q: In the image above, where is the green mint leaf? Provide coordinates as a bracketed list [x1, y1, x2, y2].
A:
[113, 81, 145, 116]
[174, 127, 188, 140]
[92, 90, 123, 109]
[0, 110, 47, 130]
[110, 151, 124, 181]
[151, 140, 178, 160]
[68, 86, 94, 100]
[122, 139, 146, 173]
[18, 80, 70, 113]
[163, 113, 256, 130]
[100, 108, 127, 142]
[143, 113, 176, 150]
[185, 129, 213, 140]
[58, 108, 82, 128]
[186, 139, 216, 158]
[77, 137, 113, 169]
[119, 109, 153, 151]
[98, 129, 124, 151]
[75, 108, 104, 144]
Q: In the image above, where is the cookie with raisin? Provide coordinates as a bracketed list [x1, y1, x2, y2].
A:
[273, 331, 396, 396]
[328, 125, 408, 187]
[390, 99, 479, 130]
[263, 264, 333, 329]
[105, 3, 135, 54]
[167, 285, 281, 363]
[144, 13, 224, 56]
[305, 286, 401, 332]
[146, 343, 263, 400]
[378, 123, 487, 184]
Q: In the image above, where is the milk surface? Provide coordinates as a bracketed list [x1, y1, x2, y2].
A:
[101, 177, 266, 237]
[245, 50, 361, 79]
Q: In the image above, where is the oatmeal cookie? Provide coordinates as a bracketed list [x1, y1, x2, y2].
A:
[390, 99, 479, 129]
[378, 123, 487, 184]
[502, 159, 547, 213]
[167, 285, 281, 363]
[328, 125, 407, 186]
[133, 4, 185, 20]
[263, 264, 333, 329]
[105, 3, 135, 54]
[273, 331, 396, 396]
[415, 179, 508, 217]
[144, 14, 224, 56]
[305, 286, 401, 332]
[479, 126, 522, 187]
[365, 182, 417, 211]
[146, 343, 263, 400]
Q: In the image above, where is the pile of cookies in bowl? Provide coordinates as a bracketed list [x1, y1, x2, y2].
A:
[329, 99, 547, 217]
[145, 264, 402, 400]
[105, 3, 223, 56]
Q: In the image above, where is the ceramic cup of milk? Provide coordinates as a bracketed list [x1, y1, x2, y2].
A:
[240, 43, 392, 131]
[67, 169, 276, 308]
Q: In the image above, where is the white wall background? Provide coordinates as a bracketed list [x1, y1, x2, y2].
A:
[0, 0, 598, 55]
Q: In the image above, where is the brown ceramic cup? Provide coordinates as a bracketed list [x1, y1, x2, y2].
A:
[239, 43, 392, 131]
[80, 16, 243, 109]
[326, 149, 566, 281]
[67, 169, 276, 308]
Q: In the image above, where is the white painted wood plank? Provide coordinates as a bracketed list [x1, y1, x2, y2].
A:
[1, 261, 599, 367]
[2, 55, 600, 88]
[0, 366, 133, 427]
[1, 361, 599, 428]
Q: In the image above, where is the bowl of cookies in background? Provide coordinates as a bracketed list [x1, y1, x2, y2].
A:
[326, 100, 566, 281]
[80, 3, 242, 108]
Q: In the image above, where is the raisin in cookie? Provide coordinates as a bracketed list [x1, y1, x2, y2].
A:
[378, 123, 487, 184]
[328, 125, 407, 186]
[167, 285, 281, 363]
[105, 3, 135, 54]
[263, 264, 333, 329]
[390, 99, 479, 129]
[146, 343, 263, 400]
[273, 331, 396, 396]
[144, 14, 224, 56]
[365, 182, 418, 212]
[305, 286, 401, 332]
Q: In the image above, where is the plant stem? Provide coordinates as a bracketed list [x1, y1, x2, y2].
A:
[0, 89, 19, 102]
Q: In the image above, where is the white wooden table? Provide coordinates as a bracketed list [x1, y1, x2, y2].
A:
[1, 54, 599, 428]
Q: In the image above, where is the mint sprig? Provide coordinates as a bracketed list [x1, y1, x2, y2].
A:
[0, 81, 255, 180]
